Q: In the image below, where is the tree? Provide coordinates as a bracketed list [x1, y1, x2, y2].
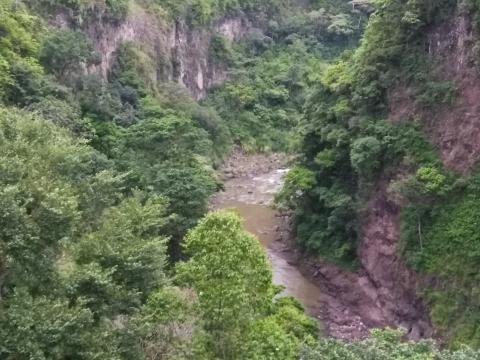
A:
[0, 107, 117, 295]
[134, 287, 210, 360]
[176, 211, 276, 358]
[116, 113, 217, 249]
[39, 30, 97, 81]
[72, 194, 171, 304]
[27, 96, 86, 134]
[241, 298, 318, 360]
[0, 0, 42, 100]
[350, 136, 382, 178]
[0, 289, 122, 359]
[301, 328, 480, 359]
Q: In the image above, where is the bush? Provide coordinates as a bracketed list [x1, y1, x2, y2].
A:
[40, 30, 97, 82]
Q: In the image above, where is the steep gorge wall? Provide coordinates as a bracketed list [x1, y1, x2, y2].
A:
[53, 8, 253, 99]
[291, 171, 434, 341]
[299, 7, 480, 342]
[424, 15, 480, 172]
[390, 14, 480, 173]
[358, 173, 433, 340]
[364, 8, 480, 341]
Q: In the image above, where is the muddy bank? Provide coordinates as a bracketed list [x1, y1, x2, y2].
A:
[211, 151, 433, 341]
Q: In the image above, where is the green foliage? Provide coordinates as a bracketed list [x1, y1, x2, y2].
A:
[277, 166, 317, 201]
[40, 30, 98, 82]
[176, 211, 317, 359]
[210, 33, 235, 65]
[425, 195, 480, 274]
[176, 211, 275, 357]
[0, 1, 359, 358]
[27, 96, 87, 134]
[416, 80, 457, 107]
[350, 136, 382, 178]
[0, 107, 131, 359]
[268, 3, 363, 52]
[283, 103, 437, 264]
[110, 41, 156, 96]
[241, 297, 317, 359]
[72, 195, 170, 306]
[145, 0, 287, 25]
[30, 0, 130, 23]
[208, 41, 324, 152]
[301, 328, 480, 359]
[415, 166, 448, 194]
[5, 0, 480, 355]
[283, 0, 480, 347]
[353, 0, 456, 109]
[0, 289, 122, 359]
[282, 0, 459, 268]
[0, 107, 117, 292]
[279, 0, 480, 347]
[134, 287, 210, 359]
[0, 0, 43, 102]
[204, 0, 363, 152]
[400, 172, 480, 348]
[116, 113, 218, 242]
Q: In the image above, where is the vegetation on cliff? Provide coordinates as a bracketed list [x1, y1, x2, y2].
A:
[278, 0, 480, 348]
[1, 0, 480, 357]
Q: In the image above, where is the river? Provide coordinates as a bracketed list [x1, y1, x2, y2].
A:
[212, 170, 324, 314]
[210, 151, 434, 341]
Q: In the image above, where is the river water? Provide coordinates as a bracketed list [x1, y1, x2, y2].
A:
[211, 167, 324, 314]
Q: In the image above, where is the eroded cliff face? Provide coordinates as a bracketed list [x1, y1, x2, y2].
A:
[390, 15, 480, 173]
[171, 18, 249, 99]
[54, 8, 252, 99]
[283, 171, 434, 341]
[424, 15, 480, 172]
[365, 10, 480, 341]
[358, 174, 434, 340]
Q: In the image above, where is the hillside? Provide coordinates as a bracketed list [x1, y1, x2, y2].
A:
[0, 0, 480, 359]
[279, 0, 480, 349]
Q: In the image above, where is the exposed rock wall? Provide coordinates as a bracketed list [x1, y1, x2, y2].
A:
[424, 15, 480, 173]
[390, 15, 480, 173]
[358, 175, 433, 340]
[375, 11, 480, 341]
[54, 9, 252, 99]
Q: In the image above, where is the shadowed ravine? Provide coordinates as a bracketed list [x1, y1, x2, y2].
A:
[210, 151, 433, 341]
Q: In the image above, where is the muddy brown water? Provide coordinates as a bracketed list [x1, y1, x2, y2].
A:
[218, 200, 324, 312]
[211, 169, 324, 314]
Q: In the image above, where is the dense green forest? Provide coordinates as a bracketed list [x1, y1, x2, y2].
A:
[0, 0, 480, 358]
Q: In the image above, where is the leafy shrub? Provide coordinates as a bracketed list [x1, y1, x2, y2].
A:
[30, 0, 130, 22]
[40, 30, 98, 82]
[301, 328, 480, 359]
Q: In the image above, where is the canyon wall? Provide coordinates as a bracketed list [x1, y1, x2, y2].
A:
[53, 8, 253, 99]
[390, 14, 480, 173]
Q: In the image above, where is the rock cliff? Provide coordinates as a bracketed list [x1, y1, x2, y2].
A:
[53, 8, 253, 99]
